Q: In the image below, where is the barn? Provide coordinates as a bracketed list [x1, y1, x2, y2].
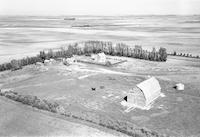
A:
[127, 77, 161, 109]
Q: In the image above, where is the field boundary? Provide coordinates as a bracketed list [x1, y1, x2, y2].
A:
[77, 58, 127, 67]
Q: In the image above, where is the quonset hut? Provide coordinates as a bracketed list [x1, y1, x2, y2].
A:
[127, 77, 161, 109]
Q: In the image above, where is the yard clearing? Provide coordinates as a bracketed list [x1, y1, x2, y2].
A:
[0, 55, 200, 137]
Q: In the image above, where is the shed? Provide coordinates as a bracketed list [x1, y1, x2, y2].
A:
[127, 77, 161, 109]
[49, 58, 57, 64]
[91, 54, 96, 60]
[66, 57, 76, 64]
[175, 83, 184, 91]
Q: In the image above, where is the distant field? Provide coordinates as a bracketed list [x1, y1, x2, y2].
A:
[1, 55, 200, 137]
[0, 15, 200, 63]
[0, 15, 200, 136]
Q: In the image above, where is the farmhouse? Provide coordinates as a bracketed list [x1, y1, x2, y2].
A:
[91, 52, 106, 63]
[44, 60, 50, 65]
[127, 77, 161, 109]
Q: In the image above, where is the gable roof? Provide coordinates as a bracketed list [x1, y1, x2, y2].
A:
[98, 52, 106, 57]
[136, 77, 161, 105]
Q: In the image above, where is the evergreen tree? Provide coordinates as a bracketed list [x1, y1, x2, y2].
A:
[173, 51, 177, 56]
[11, 59, 22, 71]
[159, 47, 167, 61]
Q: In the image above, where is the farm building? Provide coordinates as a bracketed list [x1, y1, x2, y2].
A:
[127, 77, 161, 109]
[175, 83, 184, 91]
[66, 57, 76, 64]
[62, 56, 77, 66]
[91, 54, 96, 60]
[44, 59, 57, 65]
[44, 60, 50, 65]
[91, 52, 106, 63]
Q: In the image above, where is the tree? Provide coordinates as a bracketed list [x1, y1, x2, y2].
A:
[11, 59, 22, 71]
[39, 51, 46, 61]
[115, 43, 123, 56]
[46, 49, 54, 59]
[159, 47, 167, 61]
[173, 51, 177, 56]
[67, 45, 75, 57]
[107, 43, 114, 55]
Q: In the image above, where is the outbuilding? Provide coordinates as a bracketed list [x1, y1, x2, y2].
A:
[175, 83, 184, 91]
[127, 77, 161, 109]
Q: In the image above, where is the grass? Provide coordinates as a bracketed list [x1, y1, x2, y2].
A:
[1, 55, 199, 136]
[0, 89, 166, 137]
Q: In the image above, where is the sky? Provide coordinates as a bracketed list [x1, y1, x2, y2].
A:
[0, 0, 200, 15]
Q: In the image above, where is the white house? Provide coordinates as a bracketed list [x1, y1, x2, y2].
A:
[127, 77, 161, 109]
[92, 52, 106, 63]
[44, 60, 50, 65]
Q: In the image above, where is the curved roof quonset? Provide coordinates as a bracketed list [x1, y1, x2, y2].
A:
[136, 77, 161, 105]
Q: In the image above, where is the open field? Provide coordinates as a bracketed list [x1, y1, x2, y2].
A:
[0, 55, 200, 136]
[1, 15, 200, 63]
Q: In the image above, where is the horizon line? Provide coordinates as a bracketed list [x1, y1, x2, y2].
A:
[0, 14, 200, 16]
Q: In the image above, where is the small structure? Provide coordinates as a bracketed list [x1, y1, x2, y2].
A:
[44, 59, 57, 65]
[175, 83, 184, 91]
[127, 77, 161, 109]
[0, 88, 14, 94]
[91, 54, 96, 60]
[66, 57, 76, 64]
[62, 56, 77, 66]
[49, 58, 54, 62]
[63, 59, 70, 66]
[49, 58, 57, 64]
